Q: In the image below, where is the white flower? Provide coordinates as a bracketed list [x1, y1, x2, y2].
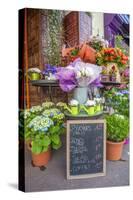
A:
[28, 68, 41, 73]
[69, 99, 79, 106]
[76, 71, 82, 79]
[85, 100, 95, 106]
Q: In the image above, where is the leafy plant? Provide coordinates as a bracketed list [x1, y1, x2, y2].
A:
[23, 106, 65, 154]
[105, 114, 129, 142]
[103, 88, 129, 117]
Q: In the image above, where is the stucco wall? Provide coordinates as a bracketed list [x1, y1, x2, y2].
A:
[91, 12, 104, 37]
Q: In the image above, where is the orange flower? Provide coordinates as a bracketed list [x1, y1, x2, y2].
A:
[122, 55, 128, 61]
[121, 60, 127, 65]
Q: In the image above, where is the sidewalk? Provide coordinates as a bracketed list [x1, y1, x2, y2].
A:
[25, 135, 129, 192]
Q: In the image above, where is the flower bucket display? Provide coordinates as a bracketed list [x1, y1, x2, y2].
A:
[73, 87, 88, 104]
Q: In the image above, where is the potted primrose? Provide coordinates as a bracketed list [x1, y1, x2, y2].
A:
[105, 114, 129, 160]
[25, 107, 65, 169]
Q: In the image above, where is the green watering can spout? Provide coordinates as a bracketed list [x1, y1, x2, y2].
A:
[65, 105, 73, 114]
[81, 105, 90, 115]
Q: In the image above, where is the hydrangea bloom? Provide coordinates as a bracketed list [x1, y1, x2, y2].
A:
[30, 106, 43, 113]
[42, 108, 65, 121]
[28, 116, 53, 133]
[42, 102, 55, 109]
[24, 109, 31, 119]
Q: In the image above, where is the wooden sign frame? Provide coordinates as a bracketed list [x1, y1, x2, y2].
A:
[66, 119, 106, 180]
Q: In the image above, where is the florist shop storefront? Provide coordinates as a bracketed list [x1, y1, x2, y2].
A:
[19, 8, 129, 192]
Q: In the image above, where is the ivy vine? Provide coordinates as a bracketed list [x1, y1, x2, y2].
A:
[45, 10, 64, 66]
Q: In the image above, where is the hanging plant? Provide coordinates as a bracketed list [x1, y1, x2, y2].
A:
[45, 10, 65, 66]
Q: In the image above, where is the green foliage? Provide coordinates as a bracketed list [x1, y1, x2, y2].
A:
[105, 114, 129, 142]
[31, 135, 51, 154]
[103, 88, 129, 118]
[19, 104, 66, 155]
[115, 35, 128, 55]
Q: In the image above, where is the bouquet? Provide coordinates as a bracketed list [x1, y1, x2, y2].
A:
[55, 58, 102, 92]
[96, 47, 128, 68]
[62, 42, 96, 64]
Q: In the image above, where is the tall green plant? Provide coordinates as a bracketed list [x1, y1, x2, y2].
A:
[106, 114, 129, 142]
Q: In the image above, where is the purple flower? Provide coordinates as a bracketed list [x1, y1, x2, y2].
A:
[42, 64, 57, 75]
[56, 68, 77, 92]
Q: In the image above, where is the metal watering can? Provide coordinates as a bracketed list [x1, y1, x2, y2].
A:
[64, 105, 79, 116]
[81, 105, 95, 115]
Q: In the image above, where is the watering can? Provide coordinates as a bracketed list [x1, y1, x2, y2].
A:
[81, 105, 95, 115]
[64, 105, 79, 116]
[95, 104, 101, 113]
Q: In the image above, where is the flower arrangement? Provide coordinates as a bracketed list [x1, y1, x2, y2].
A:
[96, 47, 128, 68]
[42, 101, 55, 109]
[62, 42, 96, 64]
[55, 58, 102, 92]
[88, 35, 109, 51]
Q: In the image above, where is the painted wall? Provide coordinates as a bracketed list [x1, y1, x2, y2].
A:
[91, 12, 104, 37]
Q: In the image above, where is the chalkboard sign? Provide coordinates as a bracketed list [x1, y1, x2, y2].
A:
[67, 120, 106, 179]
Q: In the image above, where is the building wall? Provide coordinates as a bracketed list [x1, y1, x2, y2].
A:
[92, 12, 104, 37]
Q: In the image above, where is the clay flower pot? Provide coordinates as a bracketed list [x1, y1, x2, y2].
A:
[26, 141, 51, 167]
[32, 148, 51, 167]
[106, 140, 125, 161]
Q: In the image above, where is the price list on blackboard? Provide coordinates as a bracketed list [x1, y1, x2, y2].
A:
[67, 120, 106, 179]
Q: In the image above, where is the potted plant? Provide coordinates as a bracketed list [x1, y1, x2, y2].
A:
[105, 114, 129, 160]
[25, 107, 65, 169]
[27, 67, 41, 80]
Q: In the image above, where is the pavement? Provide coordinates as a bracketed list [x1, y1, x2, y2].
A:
[25, 135, 129, 192]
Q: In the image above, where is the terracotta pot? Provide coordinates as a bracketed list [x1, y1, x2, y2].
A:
[32, 148, 51, 167]
[106, 140, 125, 161]
[26, 140, 51, 167]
